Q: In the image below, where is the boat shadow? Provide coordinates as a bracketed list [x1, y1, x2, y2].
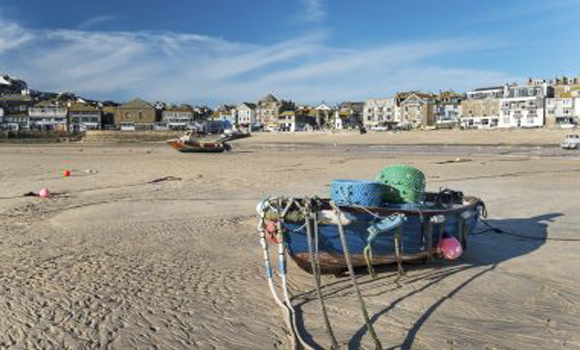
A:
[291, 212, 562, 350]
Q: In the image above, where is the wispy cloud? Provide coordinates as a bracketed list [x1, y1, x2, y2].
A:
[0, 17, 34, 52]
[300, 0, 325, 22]
[78, 15, 123, 30]
[0, 15, 515, 105]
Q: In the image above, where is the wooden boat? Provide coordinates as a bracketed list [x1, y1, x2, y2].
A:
[259, 193, 484, 273]
[169, 139, 231, 153]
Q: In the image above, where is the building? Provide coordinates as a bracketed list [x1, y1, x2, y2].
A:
[396, 92, 435, 127]
[115, 98, 157, 131]
[335, 102, 363, 130]
[277, 110, 316, 132]
[255, 94, 294, 130]
[363, 98, 398, 129]
[498, 83, 553, 128]
[68, 103, 101, 131]
[162, 105, 195, 130]
[256, 94, 281, 130]
[543, 76, 580, 98]
[0, 93, 34, 114]
[466, 86, 504, 99]
[460, 99, 501, 129]
[314, 103, 333, 129]
[545, 98, 579, 127]
[432, 91, 464, 128]
[28, 100, 68, 131]
[236, 102, 257, 129]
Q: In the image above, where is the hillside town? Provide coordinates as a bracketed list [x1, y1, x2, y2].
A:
[0, 73, 579, 134]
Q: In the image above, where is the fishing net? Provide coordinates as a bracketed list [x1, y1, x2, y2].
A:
[376, 165, 426, 203]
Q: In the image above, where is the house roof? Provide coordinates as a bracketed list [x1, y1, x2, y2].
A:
[316, 103, 332, 110]
[119, 98, 153, 109]
[34, 100, 62, 108]
[259, 94, 278, 103]
[239, 102, 257, 109]
[0, 94, 33, 102]
[164, 106, 194, 112]
[401, 93, 429, 105]
[68, 103, 100, 112]
[472, 86, 503, 92]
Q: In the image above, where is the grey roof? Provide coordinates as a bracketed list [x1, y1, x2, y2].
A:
[119, 98, 153, 108]
[240, 102, 257, 109]
[259, 94, 278, 103]
[472, 86, 503, 92]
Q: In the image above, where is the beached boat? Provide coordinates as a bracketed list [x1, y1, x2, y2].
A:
[169, 139, 231, 153]
[168, 130, 232, 153]
[258, 192, 484, 273]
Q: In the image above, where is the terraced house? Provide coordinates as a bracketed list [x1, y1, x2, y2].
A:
[363, 98, 398, 129]
[461, 86, 503, 129]
[255, 94, 294, 130]
[68, 103, 101, 131]
[162, 105, 195, 130]
[396, 92, 435, 128]
[236, 102, 257, 129]
[0, 93, 34, 130]
[498, 82, 553, 128]
[28, 100, 68, 131]
[115, 98, 157, 131]
[432, 91, 464, 128]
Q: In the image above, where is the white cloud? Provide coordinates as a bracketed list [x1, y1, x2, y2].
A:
[300, 0, 326, 22]
[0, 18, 34, 52]
[0, 15, 516, 105]
[78, 15, 123, 30]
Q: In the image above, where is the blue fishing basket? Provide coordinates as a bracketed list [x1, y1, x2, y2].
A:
[330, 179, 388, 207]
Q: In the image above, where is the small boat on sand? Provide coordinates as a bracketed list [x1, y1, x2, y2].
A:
[258, 192, 484, 274]
[168, 131, 232, 153]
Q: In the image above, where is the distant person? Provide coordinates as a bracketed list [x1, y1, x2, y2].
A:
[359, 126, 367, 134]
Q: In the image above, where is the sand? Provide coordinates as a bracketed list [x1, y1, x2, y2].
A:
[0, 132, 579, 349]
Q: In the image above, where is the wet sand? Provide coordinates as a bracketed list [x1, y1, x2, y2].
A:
[0, 135, 579, 349]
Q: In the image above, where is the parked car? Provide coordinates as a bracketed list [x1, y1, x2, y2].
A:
[561, 134, 580, 150]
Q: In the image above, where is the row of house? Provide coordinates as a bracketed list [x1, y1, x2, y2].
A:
[363, 76, 580, 130]
[0, 96, 215, 132]
[1, 75, 579, 132]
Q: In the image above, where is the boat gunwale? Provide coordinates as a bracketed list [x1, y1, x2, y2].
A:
[319, 195, 483, 217]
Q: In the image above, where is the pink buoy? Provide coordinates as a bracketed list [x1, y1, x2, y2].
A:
[39, 188, 50, 198]
[266, 220, 277, 233]
[439, 236, 462, 260]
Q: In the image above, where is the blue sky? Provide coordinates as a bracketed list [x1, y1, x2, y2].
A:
[0, 0, 579, 105]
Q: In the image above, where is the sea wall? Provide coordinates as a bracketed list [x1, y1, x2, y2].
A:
[82, 130, 183, 143]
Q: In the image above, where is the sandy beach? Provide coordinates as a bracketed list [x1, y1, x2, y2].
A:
[0, 132, 579, 349]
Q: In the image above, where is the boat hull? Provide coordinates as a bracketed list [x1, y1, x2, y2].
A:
[170, 140, 228, 153]
[281, 197, 482, 273]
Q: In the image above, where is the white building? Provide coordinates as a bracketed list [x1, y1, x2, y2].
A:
[162, 107, 195, 130]
[28, 102, 68, 131]
[498, 83, 551, 128]
[236, 102, 257, 128]
[545, 98, 579, 127]
[434, 104, 462, 128]
[466, 86, 504, 99]
[363, 98, 398, 128]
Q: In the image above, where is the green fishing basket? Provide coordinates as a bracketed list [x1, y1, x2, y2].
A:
[376, 165, 426, 203]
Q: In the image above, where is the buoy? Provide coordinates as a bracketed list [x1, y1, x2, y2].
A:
[439, 236, 462, 260]
[39, 188, 50, 198]
[266, 220, 277, 233]
[63, 170, 71, 177]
